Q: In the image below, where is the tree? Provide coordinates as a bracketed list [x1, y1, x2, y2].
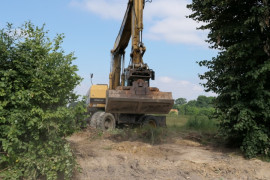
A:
[175, 98, 187, 105]
[0, 22, 84, 179]
[186, 100, 197, 107]
[188, 1, 270, 158]
[196, 95, 215, 108]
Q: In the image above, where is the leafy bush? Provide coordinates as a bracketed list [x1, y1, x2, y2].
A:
[169, 110, 178, 116]
[185, 115, 218, 133]
[197, 107, 215, 117]
[174, 96, 215, 116]
[0, 22, 84, 179]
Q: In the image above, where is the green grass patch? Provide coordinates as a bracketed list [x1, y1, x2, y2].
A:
[166, 114, 218, 133]
[184, 115, 218, 133]
[166, 115, 188, 128]
[166, 115, 220, 146]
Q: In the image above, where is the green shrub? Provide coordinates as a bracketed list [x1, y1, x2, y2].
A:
[185, 115, 218, 133]
[169, 111, 178, 116]
[137, 126, 168, 145]
[0, 22, 84, 179]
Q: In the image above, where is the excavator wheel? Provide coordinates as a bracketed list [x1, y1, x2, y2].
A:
[97, 112, 116, 131]
[142, 115, 158, 128]
[90, 111, 104, 128]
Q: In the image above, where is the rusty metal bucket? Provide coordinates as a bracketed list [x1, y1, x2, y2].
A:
[105, 82, 174, 114]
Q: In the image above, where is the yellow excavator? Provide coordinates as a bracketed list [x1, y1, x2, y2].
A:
[86, 0, 174, 130]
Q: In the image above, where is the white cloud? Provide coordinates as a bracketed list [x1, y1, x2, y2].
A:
[70, 0, 126, 20]
[144, 0, 207, 45]
[151, 76, 216, 101]
[69, 0, 207, 46]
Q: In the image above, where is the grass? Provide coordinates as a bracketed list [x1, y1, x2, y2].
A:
[166, 114, 218, 133]
[106, 126, 169, 145]
[166, 114, 221, 146]
[82, 115, 220, 146]
[103, 115, 220, 145]
[184, 115, 218, 133]
[166, 115, 188, 128]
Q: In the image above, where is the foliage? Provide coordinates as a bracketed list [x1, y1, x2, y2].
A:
[196, 95, 214, 108]
[138, 125, 168, 145]
[188, 0, 270, 158]
[166, 115, 188, 129]
[174, 98, 187, 106]
[185, 115, 218, 133]
[174, 96, 215, 117]
[0, 22, 84, 179]
[169, 110, 178, 116]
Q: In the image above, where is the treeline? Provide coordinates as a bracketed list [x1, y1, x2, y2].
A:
[172, 96, 215, 117]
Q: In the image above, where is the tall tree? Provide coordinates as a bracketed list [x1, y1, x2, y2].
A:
[188, 1, 270, 158]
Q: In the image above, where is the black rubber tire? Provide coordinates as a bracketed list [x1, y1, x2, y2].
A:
[90, 111, 104, 128]
[142, 116, 158, 128]
[97, 113, 116, 131]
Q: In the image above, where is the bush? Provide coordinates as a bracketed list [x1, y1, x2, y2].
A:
[241, 129, 270, 158]
[137, 126, 168, 145]
[197, 107, 215, 117]
[169, 111, 178, 116]
[0, 22, 84, 179]
[185, 115, 217, 133]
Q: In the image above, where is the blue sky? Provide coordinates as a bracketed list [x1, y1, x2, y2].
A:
[0, 0, 217, 100]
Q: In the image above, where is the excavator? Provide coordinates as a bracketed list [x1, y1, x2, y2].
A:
[86, 0, 174, 130]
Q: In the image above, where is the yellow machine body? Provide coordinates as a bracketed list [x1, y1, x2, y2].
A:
[88, 84, 107, 108]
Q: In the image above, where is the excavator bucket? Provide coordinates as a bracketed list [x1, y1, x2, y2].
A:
[105, 83, 174, 114]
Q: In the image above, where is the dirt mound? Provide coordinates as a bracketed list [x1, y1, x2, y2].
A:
[68, 129, 270, 180]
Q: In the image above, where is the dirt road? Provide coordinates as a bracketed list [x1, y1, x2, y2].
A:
[68, 129, 270, 180]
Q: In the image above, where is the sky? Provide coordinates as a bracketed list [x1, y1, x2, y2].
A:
[0, 0, 217, 100]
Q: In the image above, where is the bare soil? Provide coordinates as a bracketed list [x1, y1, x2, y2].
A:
[68, 128, 270, 180]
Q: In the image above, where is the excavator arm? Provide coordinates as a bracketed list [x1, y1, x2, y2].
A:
[109, 1, 131, 90]
[110, 0, 146, 90]
[111, 1, 132, 54]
